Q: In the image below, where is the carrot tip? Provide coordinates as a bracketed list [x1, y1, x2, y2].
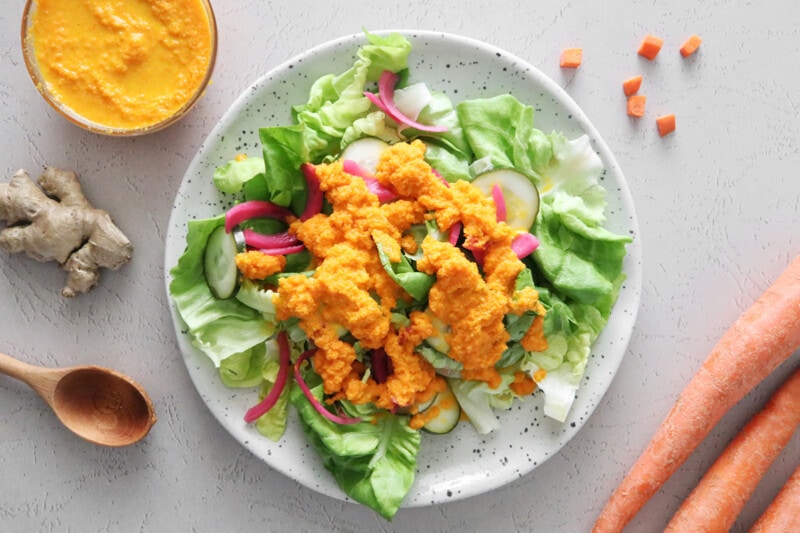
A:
[560, 47, 583, 68]
[656, 114, 676, 136]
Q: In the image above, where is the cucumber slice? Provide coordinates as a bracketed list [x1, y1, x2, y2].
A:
[424, 309, 450, 354]
[340, 137, 390, 175]
[414, 392, 438, 414]
[471, 169, 540, 231]
[421, 383, 461, 434]
[204, 225, 240, 299]
[232, 227, 247, 252]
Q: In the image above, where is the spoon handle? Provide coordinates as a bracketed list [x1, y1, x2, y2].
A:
[0, 351, 38, 380]
[0, 352, 62, 400]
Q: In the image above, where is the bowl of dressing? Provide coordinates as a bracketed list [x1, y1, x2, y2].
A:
[21, 0, 217, 136]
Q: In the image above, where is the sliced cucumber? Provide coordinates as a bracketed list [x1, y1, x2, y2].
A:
[421, 383, 461, 434]
[414, 392, 438, 414]
[204, 225, 240, 299]
[424, 309, 451, 354]
[340, 137, 390, 175]
[471, 169, 540, 231]
[232, 227, 247, 252]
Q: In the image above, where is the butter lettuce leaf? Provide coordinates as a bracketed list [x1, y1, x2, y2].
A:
[534, 202, 629, 311]
[538, 133, 607, 226]
[218, 338, 290, 442]
[341, 111, 403, 148]
[290, 370, 419, 519]
[219, 342, 267, 389]
[448, 375, 515, 434]
[375, 242, 435, 301]
[422, 138, 472, 183]
[212, 156, 266, 194]
[292, 31, 412, 160]
[253, 337, 291, 441]
[257, 125, 311, 214]
[168, 216, 273, 367]
[256, 383, 290, 442]
[456, 94, 554, 179]
[531, 132, 630, 316]
[521, 295, 607, 421]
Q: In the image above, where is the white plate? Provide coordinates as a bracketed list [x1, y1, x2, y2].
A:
[165, 30, 642, 508]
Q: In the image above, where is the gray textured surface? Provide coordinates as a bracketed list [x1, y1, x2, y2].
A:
[1, 1, 799, 531]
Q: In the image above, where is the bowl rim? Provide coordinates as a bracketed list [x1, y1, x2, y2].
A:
[20, 0, 218, 137]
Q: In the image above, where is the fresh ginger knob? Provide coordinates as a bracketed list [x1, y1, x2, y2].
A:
[0, 167, 133, 297]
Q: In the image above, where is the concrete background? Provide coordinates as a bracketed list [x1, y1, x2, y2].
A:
[2, 1, 799, 531]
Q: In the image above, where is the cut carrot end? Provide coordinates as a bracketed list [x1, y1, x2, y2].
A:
[638, 34, 664, 60]
[627, 95, 646, 118]
[656, 114, 676, 136]
[680, 35, 702, 57]
[622, 75, 643, 96]
[560, 48, 583, 68]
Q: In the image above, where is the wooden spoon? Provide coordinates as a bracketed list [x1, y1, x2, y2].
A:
[0, 351, 156, 447]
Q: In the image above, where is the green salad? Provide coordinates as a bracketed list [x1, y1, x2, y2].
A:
[169, 31, 631, 519]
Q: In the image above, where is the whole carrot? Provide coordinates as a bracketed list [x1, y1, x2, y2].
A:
[749, 464, 800, 533]
[665, 366, 800, 532]
[593, 255, 800, 532]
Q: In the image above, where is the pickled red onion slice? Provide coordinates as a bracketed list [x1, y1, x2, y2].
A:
[244, 332, 291, 423]
[511, 232, 540, 259]
[295, 350, 362, 425]
[364, 71, 447, 133]
[225, 200, 292, 233]
[300, 163, 323, 221]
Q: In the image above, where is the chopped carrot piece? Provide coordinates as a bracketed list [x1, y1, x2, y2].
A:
[637, 34, 664, 60]
[622, 75, 643, 96]
[626, 95, 646, 118]
[656, 114, 676, 136]
[559, 48, 583, 68]
[680, 35, 702, 57]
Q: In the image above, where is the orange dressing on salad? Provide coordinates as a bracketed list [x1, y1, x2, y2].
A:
[27, 0, 214, 130]
[273, 141, 546, 410]
[509, 371, 537, 396]
[235, 251, 285, 280]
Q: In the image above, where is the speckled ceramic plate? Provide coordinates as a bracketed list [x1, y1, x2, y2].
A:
[165, 30, 642, 508]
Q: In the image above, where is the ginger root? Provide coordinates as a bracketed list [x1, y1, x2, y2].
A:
[0, 167, 133, 297]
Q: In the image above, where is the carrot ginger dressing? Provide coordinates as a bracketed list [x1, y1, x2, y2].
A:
[273, 141, 546, 412]
[27, 0, 214, 130]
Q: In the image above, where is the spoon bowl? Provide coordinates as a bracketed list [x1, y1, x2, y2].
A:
[0, 352, 156, 447]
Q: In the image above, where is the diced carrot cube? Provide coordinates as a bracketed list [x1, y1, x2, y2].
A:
[627, 95, 646, 118]
[656, 114, 676, 136]
[680, 35, 702, 57]
[622, 75, 643, 96]
[560, 48, 583, 68]
[638, 34, 664, 60]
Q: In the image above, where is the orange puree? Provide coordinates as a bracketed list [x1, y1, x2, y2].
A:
[235, 251, 286, 281]
[273, 141, 547, 409]
[27, 0, 215, 130]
